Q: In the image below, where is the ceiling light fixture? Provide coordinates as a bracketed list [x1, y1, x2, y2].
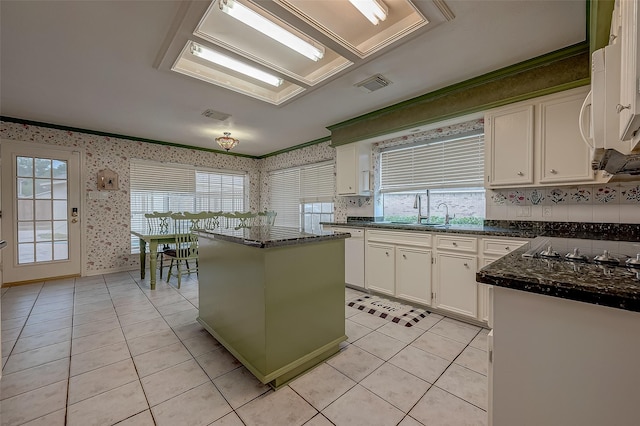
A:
[349, 0, 388, 25]
[218, 0, 325, 61]
[216, 132, 240, 151]
[190, 43, 283, 87]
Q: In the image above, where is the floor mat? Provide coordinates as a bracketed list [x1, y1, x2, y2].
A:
[347, 295, 430, 327]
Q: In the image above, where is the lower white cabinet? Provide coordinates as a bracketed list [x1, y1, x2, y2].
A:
[366, 242, 396, 296]
[396, 246, 432, 306]
[366, 231, 432, 305]
[434, 251, 478, 318]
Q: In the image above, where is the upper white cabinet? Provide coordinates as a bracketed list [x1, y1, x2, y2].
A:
[485, 104, 534, 186]
[336, 143, 370, 196]
[485, 87, 599, 188]
[538, 90, 595, 183]
[619, 0, 640, 144]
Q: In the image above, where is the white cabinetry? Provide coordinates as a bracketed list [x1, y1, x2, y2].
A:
[366, 242, 396, 296]
[322, 225, 366, 289]
[433, 235, 478, 319]
[485, 87, 599, 188]
[396, 246, 432, 305]
[336, 143, 370, 196]
[478, 238, 528, 323]
[366, 230, 432, 305]
[619, 0, 640, 144]
[485, 104, 534, 186]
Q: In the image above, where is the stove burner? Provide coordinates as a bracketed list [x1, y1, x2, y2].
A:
[593, 250, 620, 266]
[626, 254, 640, 269]
[539, 246, 560, 258]
[565, 248, 588, 262]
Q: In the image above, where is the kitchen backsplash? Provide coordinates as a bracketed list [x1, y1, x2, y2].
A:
[486, 184, 640, 224]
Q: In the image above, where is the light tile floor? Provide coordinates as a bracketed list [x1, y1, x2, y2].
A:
[0, 272, 488, 425]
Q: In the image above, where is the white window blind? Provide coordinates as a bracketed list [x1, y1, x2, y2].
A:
[269, 161, 334, 229]
[130, 159, 246, 252]
[380, 133, 484, 192]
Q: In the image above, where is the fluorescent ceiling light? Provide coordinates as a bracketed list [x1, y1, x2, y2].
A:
[220, 0, 324, 61]
[349, 0, 388, 25]
[190, 43, 283, 87]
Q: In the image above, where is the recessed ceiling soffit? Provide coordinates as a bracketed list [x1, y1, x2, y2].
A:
[156, 0, 452, 105]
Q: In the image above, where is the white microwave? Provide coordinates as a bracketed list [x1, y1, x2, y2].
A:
[579, 41, 629, 154]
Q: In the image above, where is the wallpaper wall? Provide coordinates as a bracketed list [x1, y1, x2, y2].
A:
[1, 122, 259, 275]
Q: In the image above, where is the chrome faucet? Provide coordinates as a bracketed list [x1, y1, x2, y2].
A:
[438, 202, 451, 226]
[413, 193, 429, 224]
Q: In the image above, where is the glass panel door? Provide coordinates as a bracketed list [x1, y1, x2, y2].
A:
[1, 142, 81, 283]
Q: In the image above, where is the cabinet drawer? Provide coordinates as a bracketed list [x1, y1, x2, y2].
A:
[366, 230, 431, 247]
[436, 235, 477, 253]
[482, 239, 528, 255]
[335, 227, 364, 238]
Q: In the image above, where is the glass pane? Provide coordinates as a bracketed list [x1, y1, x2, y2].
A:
[35, 200, 52, 220]
[52, 181, 67, 199]
[53, 200, 67, 220]
[18, 222, 34, 243]
[53, 221, 68, 241]
[17, 178, 33, 198]
[17, 200, 34, 220]
[35, 221, 52, 242]
[52, 160, 67, 179]
[17, 157, 33, 177]
[53, 241, 68, 260]
[35, 179, 52, 199]
[36, 242, 53, 262]
[18, 243, 35, 264]
[35, 158, 51, 178]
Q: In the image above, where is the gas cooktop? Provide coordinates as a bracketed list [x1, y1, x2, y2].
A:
[522, 237, 640, 269]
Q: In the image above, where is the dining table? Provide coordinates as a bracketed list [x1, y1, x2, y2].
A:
[130, 230, 180, 290]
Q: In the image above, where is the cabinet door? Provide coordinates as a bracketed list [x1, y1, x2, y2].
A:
[336, 145, 357, 195]
[538, 90, 594, 183]
[619, 0, 640, 141]
[366, 243, 395, 296]
[478, 257, 498, 323]
[485, 105, 534, 187]
[435, 252, 478, 318]
[396, 246, 432, 306]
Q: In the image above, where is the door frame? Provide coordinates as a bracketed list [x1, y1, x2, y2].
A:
[1, 139, 86, 283]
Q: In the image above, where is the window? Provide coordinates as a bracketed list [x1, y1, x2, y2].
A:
[380, 132, 485, 224]
[130, 159, 246, 252]
[268, 161, 334, 232]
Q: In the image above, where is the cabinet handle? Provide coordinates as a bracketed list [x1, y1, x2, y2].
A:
[452, 242, 458, 246]
[385, 252, 389, 256]
[550, 169, 557, 174]
[463, 262, 469, 267]
[517, 171, 524, 176]
[505, 246, 510, 251]
[616, 103, 631, 113]
[402, 254, 407, 259]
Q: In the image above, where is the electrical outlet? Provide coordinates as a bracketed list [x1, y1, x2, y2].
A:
[516, 206, 531, 217]
[542, 206, 553, 217]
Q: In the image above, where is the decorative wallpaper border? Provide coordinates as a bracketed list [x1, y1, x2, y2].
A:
[487, 184, 640, 206]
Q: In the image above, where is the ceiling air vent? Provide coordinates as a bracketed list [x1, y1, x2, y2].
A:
[201, 109, 231, 121]
[355, 74, 392, 93]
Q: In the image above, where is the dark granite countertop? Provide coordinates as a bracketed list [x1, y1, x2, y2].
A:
[195, 226, 349, 249]
[477, 238, 640, 313]
[323, 221, 537, 238]
[323, 220, 640, 241]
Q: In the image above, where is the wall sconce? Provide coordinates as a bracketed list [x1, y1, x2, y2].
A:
[97, 168, 119, 190]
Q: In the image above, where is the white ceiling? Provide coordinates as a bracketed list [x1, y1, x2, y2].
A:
[0, 1, 586, 157]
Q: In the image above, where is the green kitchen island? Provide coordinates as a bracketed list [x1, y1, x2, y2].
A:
[195, 226, 349, 389]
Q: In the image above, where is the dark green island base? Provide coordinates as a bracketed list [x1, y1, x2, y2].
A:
[195, 226, 349, 389]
